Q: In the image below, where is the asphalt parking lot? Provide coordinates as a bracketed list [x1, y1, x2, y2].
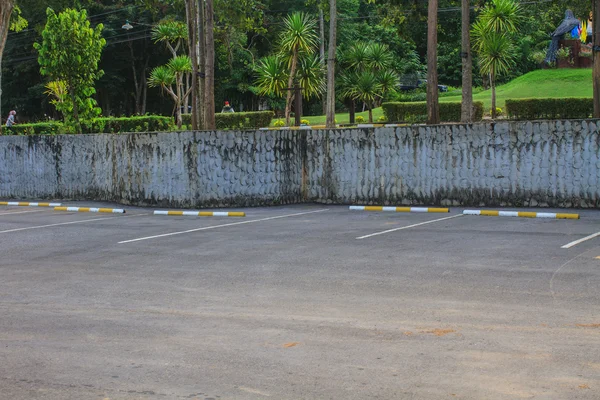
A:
[1, 202, 599, 400]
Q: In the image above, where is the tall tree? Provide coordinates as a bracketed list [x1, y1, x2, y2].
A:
[204, 0, 216, 129]
[325, 0, 336, 129]
[319, 8, 326, 115]
[426, 0, 439, 124]
[472, 0, 521, 119]
[594, 0, 599, 118]
[460, 0, 472, 123]
[0, 1, 26, 132]
[149, 55, 193, 128]
[35, 8, 105, 133]
[184, 0, 199, 129]
[280, 12, 318, 126]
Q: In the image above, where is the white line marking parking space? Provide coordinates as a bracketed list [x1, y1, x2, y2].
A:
[561, 231, 600, 249]
[0, 210, 47, 216]
[119, 209, 329, 244]
[356, 214, 463, 240]
[0, 213, 148, 234]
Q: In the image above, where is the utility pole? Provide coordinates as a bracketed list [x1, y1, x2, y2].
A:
[460, 0, 473, 123]
[427, 0, 440, 125]
[593, 0, 600, 118]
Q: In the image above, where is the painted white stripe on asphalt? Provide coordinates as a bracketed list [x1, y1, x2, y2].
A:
[119, 209, 329, 244]
[561, 231, 600, 249]
[356, 214, 463, 240]
[0, 213, 147, 234]
[0, 210, 46, 216]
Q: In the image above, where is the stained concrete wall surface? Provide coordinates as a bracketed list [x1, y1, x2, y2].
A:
[1, 120, 599, 208]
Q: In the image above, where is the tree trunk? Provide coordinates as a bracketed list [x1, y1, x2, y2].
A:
[204, 0, 216, 129]
[491, 72, 496, 119]
[176, 73, 183, 128]
[426, 0, 440, 125]
[319, 9, 326, 116]
[185, 0, 199, 129]
[0, 0, 15, 133]
[197, 0, 205, 129]
[460, 0, 473, 123]
[368, 104, 373, 123]
[325, 0, 337, 129]
[141, 78, 147, 115]
[349, 99, 355, 124]
[285, 52, 298, 126]
[70, 87, 81, 134]
[594, 0, 600, 118]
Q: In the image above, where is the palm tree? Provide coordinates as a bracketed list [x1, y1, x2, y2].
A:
[337, 42, 398, 120]
[341, 71, 382, 123]
[148, 55, 193, 128]
[473, 28, 516, 118]
[254, 56, 288, 98]
[279, 12, 318, 126]
[254, 54, 324, 112]
[472, 0, 522, 119]
[151, 21, 188, 58]
[298, 53, 326, 101]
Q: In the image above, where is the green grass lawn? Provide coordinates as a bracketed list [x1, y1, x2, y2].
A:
[441, 68, 593, 110]
[288, 68, 593, 125]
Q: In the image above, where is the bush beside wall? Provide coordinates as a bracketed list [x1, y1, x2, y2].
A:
[4, 122, 64, 136]
[381, 101, 484, 123]
[182, 111, 274, 130]
[505, 98, 593, 120]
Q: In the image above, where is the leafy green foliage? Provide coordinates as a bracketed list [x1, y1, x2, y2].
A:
[2, 116, 174, 135]
[182, 111, 274, 129]
[505, 98, 593, 120]
[382, 101, 484, 123]
[4, 122, 64, 136]
[34, 8, 106, 133]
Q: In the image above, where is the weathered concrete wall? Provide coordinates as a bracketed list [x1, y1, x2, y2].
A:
[1, 120, 599, 208]
[307, 120, 600, 208]
[0, 131, 304, 207]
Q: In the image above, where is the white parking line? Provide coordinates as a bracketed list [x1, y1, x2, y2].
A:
[0, 213, 148, 234]
[356, 214, 463, 240]
[119, 209, 329, 244]
[561, 231, 600, 249]
[0, 210, 46, 216]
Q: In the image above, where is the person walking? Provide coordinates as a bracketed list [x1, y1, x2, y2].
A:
[221, 101, 235, 113]
[5, 110, 16, 127]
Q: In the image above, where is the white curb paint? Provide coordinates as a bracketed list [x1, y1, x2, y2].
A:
[0, 202, 62, 207]
[55, 207, 125, 214]
[463, 210, 579, 219]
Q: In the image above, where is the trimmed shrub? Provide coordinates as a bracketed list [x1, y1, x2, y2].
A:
[3, 122, 64, 135]
[86, 115, 174, 133]
[355, 116, 365, 123]
[381, 101, 484, 123]
[505, 98, 593, 120]
[182, 111, 274, 130]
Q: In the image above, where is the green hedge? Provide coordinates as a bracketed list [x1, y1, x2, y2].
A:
[182, 111, 274, 130]
[505, 98, 593, 120]
[84, 115, 174, 133]
[381, 101, 484, 123]
[3, 122, 64, 136]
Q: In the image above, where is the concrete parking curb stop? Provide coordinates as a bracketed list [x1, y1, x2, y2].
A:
[463, 210, 579, 219]
[54, 207, 126, 214]
[350, 206, 449, 213]
[1, 202, 62, 207]
[153, 211, 246, 217]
